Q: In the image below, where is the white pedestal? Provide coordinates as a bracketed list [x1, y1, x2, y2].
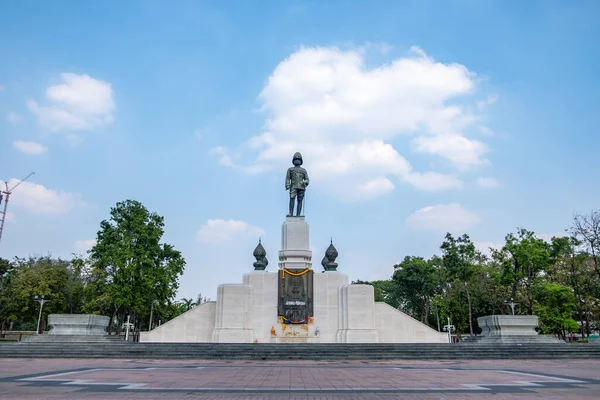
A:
[278, 216, 312, 270]
[212, 284, 255, 343]
[477, 315, 539, 336]
[48, 314, 109, 335]
[337, 284, 379, 343]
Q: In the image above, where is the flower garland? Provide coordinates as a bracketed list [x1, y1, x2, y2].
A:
[281, 267, 312, 278]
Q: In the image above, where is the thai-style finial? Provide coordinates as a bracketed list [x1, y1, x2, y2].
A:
[253, 237, 268, 270]
[322, 238, 338, 271]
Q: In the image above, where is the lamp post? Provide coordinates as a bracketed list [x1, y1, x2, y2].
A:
[34, 295, 49, 334]
[443, 317, 455, 344]
[504, 298, 518, 316]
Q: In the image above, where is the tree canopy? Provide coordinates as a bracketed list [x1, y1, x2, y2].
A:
[355, 209, 600, 341]
[0, 199, 186, 334]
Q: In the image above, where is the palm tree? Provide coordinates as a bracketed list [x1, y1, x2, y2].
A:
[180, 298, 195, 311]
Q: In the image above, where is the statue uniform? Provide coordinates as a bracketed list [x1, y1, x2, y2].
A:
[285, 152, 310, 216]
[286, 166, 309, 198]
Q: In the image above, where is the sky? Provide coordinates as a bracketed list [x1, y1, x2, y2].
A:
[1, 0, 599, 301]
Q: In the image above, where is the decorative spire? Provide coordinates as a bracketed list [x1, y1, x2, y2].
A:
[322, 239, 338, 271]
[253, 238, 268, 271]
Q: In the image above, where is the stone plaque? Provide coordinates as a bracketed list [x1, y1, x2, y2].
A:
[278, 269, 313, 324]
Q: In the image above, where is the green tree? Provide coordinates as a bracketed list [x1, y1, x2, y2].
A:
[1, 256, 82, 331]
[0, 257, 16, 330]
[392, 256, 438, 324]
[441, 233, 478, 335]
[180, 298, 195, 311]
[532, 282, 579, 340]
[86, 199, 185, 333]
[499, 229, 551, 315]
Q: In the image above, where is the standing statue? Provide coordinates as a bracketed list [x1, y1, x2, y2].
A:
[285, 152, 310, 217]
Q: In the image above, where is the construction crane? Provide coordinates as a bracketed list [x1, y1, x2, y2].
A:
[0, 172, 35, 246]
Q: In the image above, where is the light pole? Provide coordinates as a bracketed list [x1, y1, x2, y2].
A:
[504, 298, 518, 316]
[443, 317, 455, 344]
[34, 295, 49, 334]
[122, 315, 134, 341]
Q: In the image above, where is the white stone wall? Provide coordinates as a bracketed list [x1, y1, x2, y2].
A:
[140, 279, 449, 344]
[312, 272, 349, 342]
[337, 284, 379, 343]
[374, 302, 447, 343]
[139, 301, 216, 343]
[212, 284, 255, 343]
[243, 271, 278, 342]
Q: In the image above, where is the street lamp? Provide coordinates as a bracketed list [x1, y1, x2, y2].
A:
[443, 317, 455, 344]
[33, 295, 50, 334]
[504, 298, 518, 316]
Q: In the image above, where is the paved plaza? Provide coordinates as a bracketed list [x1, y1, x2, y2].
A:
[0, 358, 599, 399]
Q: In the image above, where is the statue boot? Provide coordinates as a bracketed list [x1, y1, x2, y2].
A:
[288, 198, 295, 217]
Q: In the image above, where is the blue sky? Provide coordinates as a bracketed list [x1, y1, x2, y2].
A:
[1, 0, 599, 301]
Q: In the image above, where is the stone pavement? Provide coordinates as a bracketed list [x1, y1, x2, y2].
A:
[0, 358, 599, 399]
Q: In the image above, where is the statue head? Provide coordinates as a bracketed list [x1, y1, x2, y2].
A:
[292, 152, 303, 166]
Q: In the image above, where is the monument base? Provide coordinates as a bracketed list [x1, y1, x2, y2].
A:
[479, 315, 539, 336]
[462, 315, 565, 344]
[48, 314, 109, 336]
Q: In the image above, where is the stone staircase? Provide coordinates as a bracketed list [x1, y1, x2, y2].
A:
[1, 342, 599, 360]
[460, 334, 565, 344]
[20, 334, 123, 343]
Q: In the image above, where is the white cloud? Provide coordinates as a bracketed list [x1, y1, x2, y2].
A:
[476, 177, 499, 188]
[402, 171, 463, 191]
[74, 239, 97, 251]
[406, 203, 481, 232]
[213, 45, 494, 199]
[477, 94, 498, 110]
[0, 179, 84, 215]
[7, 111, 21, 124]
[412, 134, 489, 168]
[0, 84, 4, 92]
[537, 232, 568, 242]
[12, 140, 47, 155]
[475, 241, 503, 255]
[28, 73, 115, 132]
[196, 219, 264, 244]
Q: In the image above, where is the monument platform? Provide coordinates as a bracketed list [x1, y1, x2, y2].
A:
[140, 214, 447, 344]
[140, 153, 448, 344]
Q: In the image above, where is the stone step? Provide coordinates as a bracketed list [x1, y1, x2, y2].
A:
[20, 335, 122, 343]
[1, 342, 598, 360]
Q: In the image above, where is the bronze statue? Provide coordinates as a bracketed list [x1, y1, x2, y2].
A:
[285, 152, 309, 216]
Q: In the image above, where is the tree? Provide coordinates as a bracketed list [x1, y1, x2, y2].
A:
[0, 257, 15, 331]
[180, 298, 195, 311]
[196, 292, 210, 305]
[499, 229, 551, 315]
[86, 200, 185, 333]
[441, 233, 478, 335]
[570, 210, 600, 280]
[1, 255, 83, 331]
[548, 236, 599, 336]
[532, 282, 579, 340]
[392, 256, 438, 324]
